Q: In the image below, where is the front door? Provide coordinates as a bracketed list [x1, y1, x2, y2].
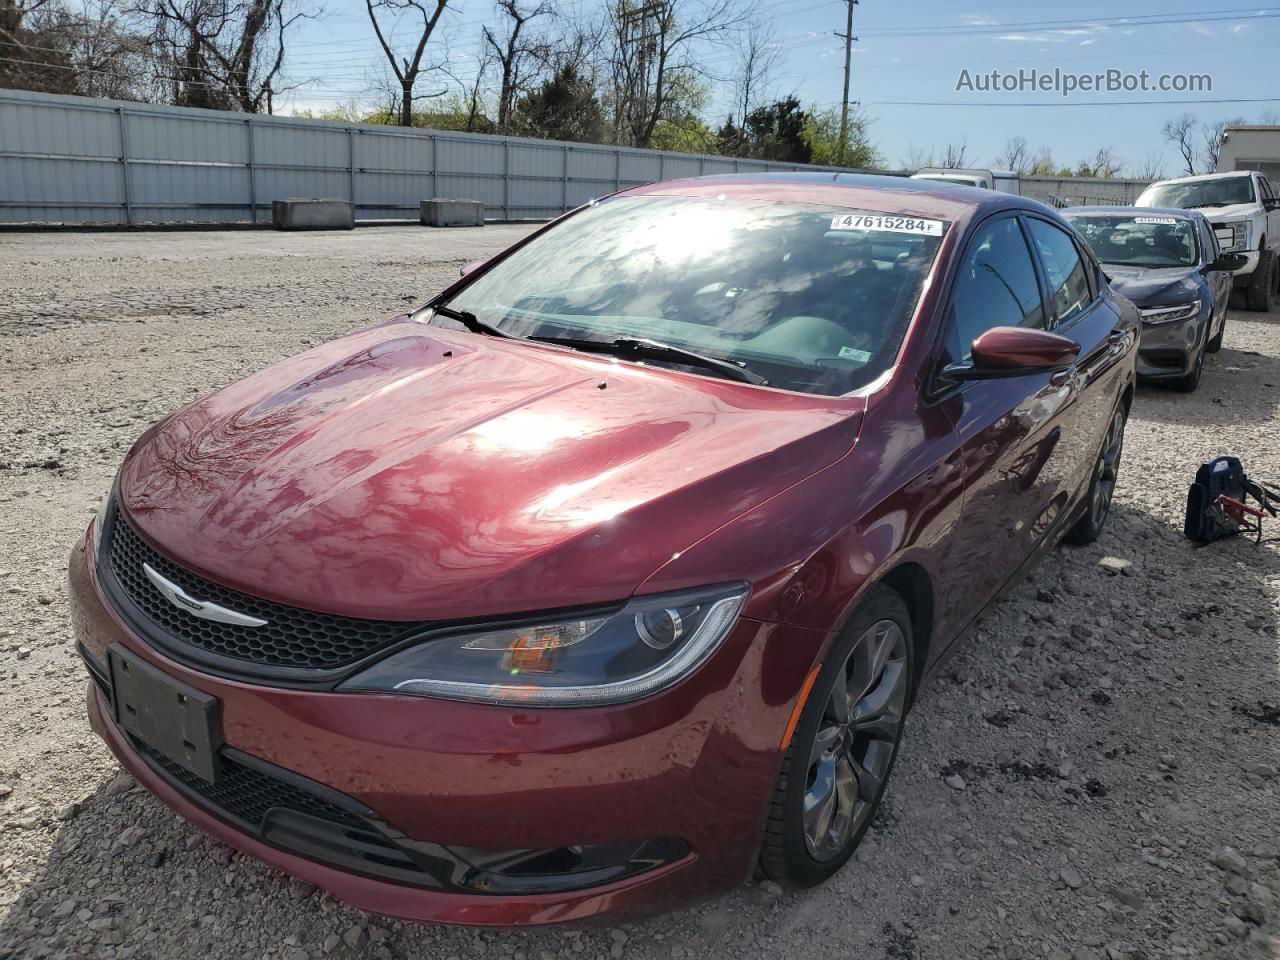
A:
[934, 213, 1081, 628]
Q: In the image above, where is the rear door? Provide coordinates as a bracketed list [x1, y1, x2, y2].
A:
[933, 212, 1079, 625]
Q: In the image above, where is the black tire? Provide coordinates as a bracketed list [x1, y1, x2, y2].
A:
[1245, 249, 1275, 312]
[1206, 309, 1225, 353]
[1064, 401, 1127, 545]
[760, 585, 914, 889]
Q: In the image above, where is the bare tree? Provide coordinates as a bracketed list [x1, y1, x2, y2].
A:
[1071, 146, 1120, 178]
[1, 0, 165, 99]
[1163, 113, 1198, 175]
[137, 0, 308, 112]
[483, 0, 553, 129]
[995, 135, 1031, 174]
[940, 137, 969, 169]
[1027, 146, 1056, 176]
[605, 0, 748, 149]
[1202, 116, 1244, 173]
[1132, 149, 1165, 181]
[366, 0, 449, 126]
[730, 15, 778, 128]
[901, 143, 934, 170]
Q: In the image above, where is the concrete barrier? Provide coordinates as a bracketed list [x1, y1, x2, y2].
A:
[271, 198, 355, 230]
[421, 199, 485, 227]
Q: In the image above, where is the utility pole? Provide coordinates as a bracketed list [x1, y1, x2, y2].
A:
[836, 0, 858, 167]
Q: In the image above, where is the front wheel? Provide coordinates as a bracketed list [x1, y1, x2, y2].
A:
[1064, 402, 1127, 545]
[760, 586, 914, 888]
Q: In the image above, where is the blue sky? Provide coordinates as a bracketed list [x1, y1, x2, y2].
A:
[277, 1, 1280, 176]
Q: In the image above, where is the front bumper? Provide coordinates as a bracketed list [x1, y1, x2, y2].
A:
[68, 532, 824, 924]
[1136, 313, 1204, 379]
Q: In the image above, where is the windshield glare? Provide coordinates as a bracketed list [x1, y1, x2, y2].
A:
[440, 195, 945, 396]
[1067, 215, 1199, 268]
[1141, 176, 1254, 208]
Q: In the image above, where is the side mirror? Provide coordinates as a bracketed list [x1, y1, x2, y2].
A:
[1264, 198, 1280, 212]
[1204, 252, 1248, 273]
[459, 258, 487, 277]
[941, 327, 1080, 381]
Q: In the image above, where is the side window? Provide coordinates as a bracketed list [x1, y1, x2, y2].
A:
[1027, 219, 1093, 325]
[944, 217, 1045, 365]
[1259, 177, 1273, 201]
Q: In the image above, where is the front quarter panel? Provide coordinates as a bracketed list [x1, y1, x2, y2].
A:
[639, 392, 964, 676]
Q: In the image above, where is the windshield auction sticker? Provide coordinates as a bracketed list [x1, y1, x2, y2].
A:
[1133, 217, 1180, 225]
[830, 213, 944, 236]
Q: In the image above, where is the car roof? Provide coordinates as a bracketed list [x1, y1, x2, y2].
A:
[1064, 205, 1199, 220]
[1145, 170, 1254, 187]
[618, 172, 1037, 221]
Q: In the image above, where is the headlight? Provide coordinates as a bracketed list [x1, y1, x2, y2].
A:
[340, 583, 749, 706]
[1140, 300, 1201, 325]
[1214, 220, 1250, 253]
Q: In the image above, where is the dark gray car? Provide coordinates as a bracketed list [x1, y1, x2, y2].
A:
[1064, 206, 1244, 392]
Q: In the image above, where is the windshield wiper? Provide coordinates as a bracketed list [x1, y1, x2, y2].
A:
[530, 335, 769, 386]
[429, 303, 517, 339]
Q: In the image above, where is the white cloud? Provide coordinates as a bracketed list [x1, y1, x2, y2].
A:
[995, 25, 1106, 43]
[960, 13, 999, 26]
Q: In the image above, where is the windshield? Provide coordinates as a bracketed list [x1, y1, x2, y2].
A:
[1066, 214, 1199, 268]
[438, 195, 946, 396]
[1141, 176, 1254, 209]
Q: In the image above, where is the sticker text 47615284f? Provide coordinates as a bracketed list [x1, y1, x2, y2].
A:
[829, 214, 944, 237]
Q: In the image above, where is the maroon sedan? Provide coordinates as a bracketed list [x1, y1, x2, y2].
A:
[68, 174, 1136, 924]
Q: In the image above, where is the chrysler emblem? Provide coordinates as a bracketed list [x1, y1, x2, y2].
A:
[142, 563, 269, 627]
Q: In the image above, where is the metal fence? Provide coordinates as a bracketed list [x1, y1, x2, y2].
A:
[1018, 175, 1153, 208]
[0, 88, 858, 226]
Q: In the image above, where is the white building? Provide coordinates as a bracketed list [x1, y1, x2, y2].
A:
[1218, 125, 1280, 182]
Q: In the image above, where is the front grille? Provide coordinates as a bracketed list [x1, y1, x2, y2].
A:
[105, 512, 425, 671]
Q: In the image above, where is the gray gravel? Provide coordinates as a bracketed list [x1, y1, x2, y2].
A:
[1, 226, 1279, 959]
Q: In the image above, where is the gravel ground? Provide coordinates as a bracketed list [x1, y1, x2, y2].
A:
[1, 227, 1279, 960]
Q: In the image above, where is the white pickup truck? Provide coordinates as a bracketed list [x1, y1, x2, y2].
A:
[1135, 170, 1280, 311]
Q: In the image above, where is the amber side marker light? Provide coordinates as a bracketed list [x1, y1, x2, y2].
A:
[781, 664, 823, 748]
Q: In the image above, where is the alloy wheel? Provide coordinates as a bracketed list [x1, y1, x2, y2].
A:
[802, 619, 909, 861]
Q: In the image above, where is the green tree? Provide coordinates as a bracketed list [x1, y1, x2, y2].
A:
[801, 104, 878, 168]
[651, 116, 716, 154]
[508, 65, 605, 143]
[742, 96, 811, 163]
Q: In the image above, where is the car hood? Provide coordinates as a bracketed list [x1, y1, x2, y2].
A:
[1191, 201, 1257, 224]
[1103, 265, 1203, 309]
[117, 321, 863, 621]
